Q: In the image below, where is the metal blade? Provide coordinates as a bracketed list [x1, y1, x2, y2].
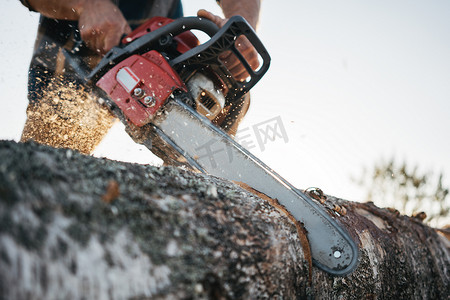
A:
[152, 98, 359, 275]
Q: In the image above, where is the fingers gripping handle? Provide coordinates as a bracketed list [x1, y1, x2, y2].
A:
[170, 16, 271, 97]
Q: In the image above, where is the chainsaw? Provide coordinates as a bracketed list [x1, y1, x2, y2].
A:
[65, 16, 358, 275]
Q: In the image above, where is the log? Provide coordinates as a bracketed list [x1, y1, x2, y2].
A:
[0, 140, 448, 299]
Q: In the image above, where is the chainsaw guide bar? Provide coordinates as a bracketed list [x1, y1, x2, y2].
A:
[153, 98, 359, 275]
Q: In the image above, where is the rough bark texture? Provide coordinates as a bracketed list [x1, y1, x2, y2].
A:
[0, 140, 448, 299]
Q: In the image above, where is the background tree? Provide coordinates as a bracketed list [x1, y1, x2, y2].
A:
[355, 158, 449, 227]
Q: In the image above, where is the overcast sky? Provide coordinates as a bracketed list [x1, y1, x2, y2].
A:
[1, 0, 449, 210]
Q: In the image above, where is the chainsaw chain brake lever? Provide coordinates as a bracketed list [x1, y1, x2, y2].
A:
[89, 16, 217, 82]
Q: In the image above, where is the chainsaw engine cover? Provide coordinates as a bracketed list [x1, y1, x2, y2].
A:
[96, 51, 186, 127]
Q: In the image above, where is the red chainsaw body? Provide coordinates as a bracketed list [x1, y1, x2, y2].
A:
[96, 17, 197, 127]
[96, 51, 187, 127]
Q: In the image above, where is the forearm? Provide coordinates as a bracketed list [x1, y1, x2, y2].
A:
[27, 0, 102, 20]
[219, 0, 261, 29]
[27, 0, 130, 54]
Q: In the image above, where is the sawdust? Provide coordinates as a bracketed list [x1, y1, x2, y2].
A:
[21, 76, 116, 154]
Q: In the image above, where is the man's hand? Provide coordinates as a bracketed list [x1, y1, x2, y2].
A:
[27, 0, 131, 55]
[197, 9, 259, 82]
[78, 0, 131, 55]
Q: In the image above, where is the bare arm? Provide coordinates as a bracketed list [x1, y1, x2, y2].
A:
[27, 0, 131, 54]
[197, 0, 262, 81]
[26, 0, 85, 20]
[219, 0, 261, 29]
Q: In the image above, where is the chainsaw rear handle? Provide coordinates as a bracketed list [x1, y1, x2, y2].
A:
[89, 16, 271, 97]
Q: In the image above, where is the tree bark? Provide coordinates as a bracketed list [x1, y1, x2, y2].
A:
[0, 140, 448, 299]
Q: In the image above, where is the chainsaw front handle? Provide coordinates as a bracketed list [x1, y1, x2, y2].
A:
[89, 17, 217, 81]
[89, 16, 270, 99]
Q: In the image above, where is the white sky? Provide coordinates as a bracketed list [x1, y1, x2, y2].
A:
[1, 0, 450, 206]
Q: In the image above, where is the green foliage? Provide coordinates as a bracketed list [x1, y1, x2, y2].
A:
[355, 158, 449, 227]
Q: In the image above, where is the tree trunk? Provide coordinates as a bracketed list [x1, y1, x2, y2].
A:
[0, 140, 448, 299]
